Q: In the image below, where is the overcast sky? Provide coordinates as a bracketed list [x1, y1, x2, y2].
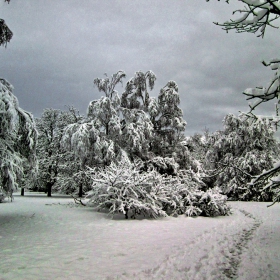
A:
[0, 0, 279, 136]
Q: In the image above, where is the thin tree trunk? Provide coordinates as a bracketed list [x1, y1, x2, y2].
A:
[47, 182, 52, 197]
[21, 188, 24, 196]
[78, 184, 83, 198]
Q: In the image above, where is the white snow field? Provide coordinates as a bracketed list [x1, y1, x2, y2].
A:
[0, 192, 279, 280]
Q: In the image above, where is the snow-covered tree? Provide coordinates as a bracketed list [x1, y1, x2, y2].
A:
[63, 69, 193, 208]
[0, 78, 37, 198]
[34, 107, 82, 196]
[121, 107, 154, 160]
[149, 81, 187, 170]
[205, 113, 279, 200]
[121, 71, 188, 166]
[64, 97, 122, 170]
[66, 71, 150, 164]
[207, 0, 280, 204]
[186, 132, 210, 165]
[0, 0, 12, 47]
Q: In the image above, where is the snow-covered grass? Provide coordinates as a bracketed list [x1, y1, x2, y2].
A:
[0, 191, 279, 280]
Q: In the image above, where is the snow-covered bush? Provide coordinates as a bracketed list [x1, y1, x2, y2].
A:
[85, 159, 167, 219]
[194, 188, 230, 217]
[160, 170, 230, 217]
[85, 159, 231, 219]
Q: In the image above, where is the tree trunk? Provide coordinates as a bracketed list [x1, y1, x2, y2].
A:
[47, 182, 52, 197]
[78, 184, 83, 198]
[124, 205, 129, 219]
[21, 188, 24, 196]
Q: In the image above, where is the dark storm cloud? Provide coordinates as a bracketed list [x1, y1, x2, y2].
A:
[0, 0, 279, 135]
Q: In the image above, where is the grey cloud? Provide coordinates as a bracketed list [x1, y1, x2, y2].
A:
[0, 0, 279, 136]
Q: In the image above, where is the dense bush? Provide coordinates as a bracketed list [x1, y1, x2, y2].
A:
[85, 159, 231, 219]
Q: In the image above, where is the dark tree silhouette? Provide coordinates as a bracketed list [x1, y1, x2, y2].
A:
[0, 0, 13, 47]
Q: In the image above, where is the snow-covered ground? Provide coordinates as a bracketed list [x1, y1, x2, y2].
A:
[0, 192, 279, 280]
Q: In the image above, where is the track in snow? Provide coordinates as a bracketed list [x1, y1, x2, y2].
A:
[114, 207, 263, 280]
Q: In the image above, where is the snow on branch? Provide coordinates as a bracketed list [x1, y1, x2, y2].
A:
[243, 58, 280, 113]
[250, 161, 280, 206]
[207, 0, 280, 37]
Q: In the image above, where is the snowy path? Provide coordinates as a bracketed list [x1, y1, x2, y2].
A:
[0, 193, 279, 280]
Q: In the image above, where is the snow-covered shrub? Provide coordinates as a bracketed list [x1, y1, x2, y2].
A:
[85, 159, 231, 218]
[195, 188, 230, 217]
[85, 159, 167, 219]
[162, 171, 230, 217]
